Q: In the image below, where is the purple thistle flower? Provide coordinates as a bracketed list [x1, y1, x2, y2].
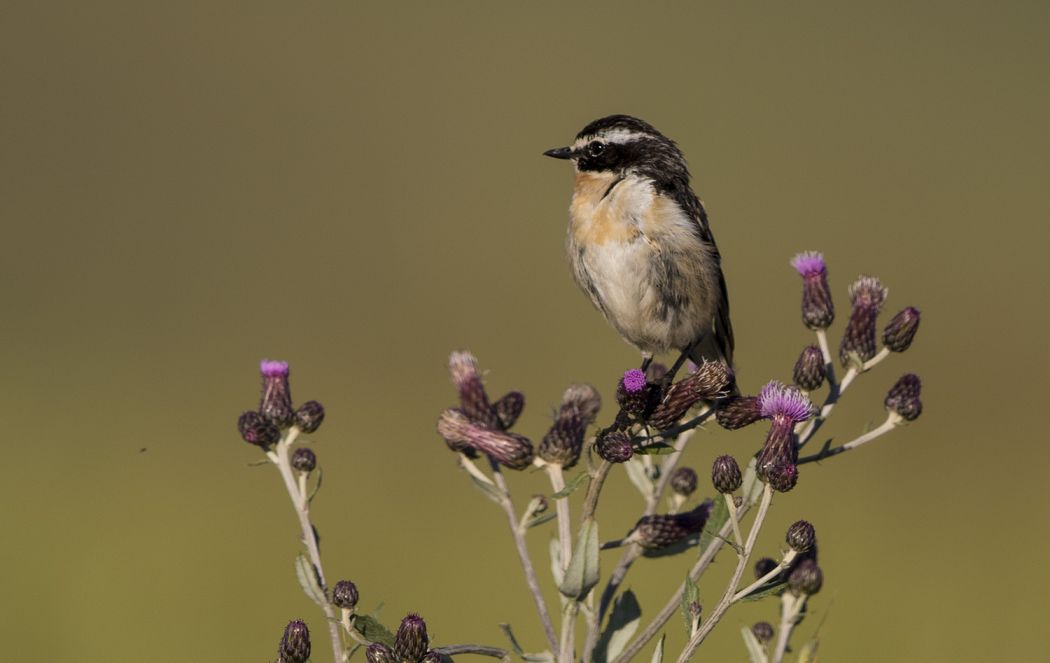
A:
[758, 381, 814, 423]
[437, 409, 534, 470]
[791, 251, 835, 330]
[259, 359, 294, 427]
[623, 369, 647, 393]
[839, 275, 888, 366]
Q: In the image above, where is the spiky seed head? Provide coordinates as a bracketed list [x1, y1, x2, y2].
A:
[561, 383, 602, 425]
[259, 359, 294, 427]
[648, 361, 733, 429]
[277, 620, 311, 663]
[331, 580, 359, 610]
[793, 346, 826, 392]
[238, 410, 280, 448]
[885, 374, 923, 421]
[786, 520, 816, 553]
[293, 400, 325, 434]
[394, 613, 430, 663]
[711, 455, 742, 494]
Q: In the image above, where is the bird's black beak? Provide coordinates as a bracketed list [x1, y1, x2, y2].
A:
[543, 146, 574, 160]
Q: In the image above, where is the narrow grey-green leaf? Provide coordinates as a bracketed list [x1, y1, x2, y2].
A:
[681, 575, 700, 633]
[624, 458, 654, 499]
[526, 512, 558, 529]
[468, 471, 504, 503]
[294, 554, 327, 609]
[650, 633, 665, 663]
[354, 615, 395, 646]
[739, 580, 788, 602]
[307, 467, 323, 503]
[499, 623, 525, 656]
[740, 626, 768, 663]
[697, 495, 729, 553]
[559, 518, 599, 599]
[551, 472, 587, 499]
[594, 589, 642, 662]
[633, 442, 675, 455]
[521, 652, 555, 663]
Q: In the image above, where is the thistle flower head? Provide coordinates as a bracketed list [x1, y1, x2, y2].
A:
[648, 361, 733, 429]
[294, 401, 325, 434]
[617, 369, 654, 416]
[277, 619, 311, 663]
[494, 391, 525, 429]
[670, 467, 698, 497]
[885, 374, 923, 421]
[622, 369, 647, 393]
[447, 350, 499, 428]
[848, 275, 888, 308]
[238, 410, 280, 448]
[758, 381, 813, 423]
[711, 455, 742, 494]
[291, 447, 317, 473]
[595, 430, 633, 463]
[883, 306, 921, 353]
[840, 275, 888, 365]
[631, 501, 713, 549]
[422, 653, 453, 663]
[752, 622, 775, 644]
[793, 345, 826, 392]
[259, 359, 294, 427]
[365, 642, 397, 663]
[790, 251, 826, 278]
[561, 383, 602, 425]
[788, 559, 823, 596]
[791, 251, 835, 329]
[394, 613, 430, 663]
[332, 580, 359, 610]
[786, 520, 816, 553]
[766, 463, 799, 492]
[437, 409, 534, 469]
[715, 395, 762, 430]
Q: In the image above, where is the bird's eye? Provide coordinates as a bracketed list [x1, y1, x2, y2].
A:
[588, 142, 606, 157]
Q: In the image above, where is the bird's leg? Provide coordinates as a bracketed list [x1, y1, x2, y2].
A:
[639, 353, 653, 373]
[662, 339, 699, 387]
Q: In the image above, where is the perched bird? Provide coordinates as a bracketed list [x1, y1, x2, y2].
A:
[544, 114, 735, 374]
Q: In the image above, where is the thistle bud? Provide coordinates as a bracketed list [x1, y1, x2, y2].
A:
[715, 395, 762, 430]
[493, 391, 525, 429]
[394, 613, 430, 663]
[631, 501, 713, 549]
[277, 620, 311, 663]
[670, 467, 698, 497]
[839, 276, 888, 366]
[437, 409, 535, 470]
[751, 622, 775, 644]
[616, 368, 651, 416]
[754, 557, 779, 579]
[755, 382, 812, 489]
[788, 559, 823, 596]
[260, 360, 295, 427]
[561, 383, 602, 425]
[291, 447, 317, 473]
[885, 374, 923, 421]
[366, 642, 397, 663]
[883, 307, 920, 353]
[332, 580, 359, 610]
[238, 410, 280, 448]
[422, 653, 453, 663]
[540, 384, 597, 469]
[448, 351, 499, 428]
[595, 430, 633, 463]
[649, 361, 733, 429]
[786, 520, 816, 553]
[293, 400, 325, 434]
[711, 455, 742, 494]
[792, 346, 826, 392]
[791, 251, 834, 330]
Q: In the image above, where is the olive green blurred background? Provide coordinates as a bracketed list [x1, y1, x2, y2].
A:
[2, 2, 1047, 661]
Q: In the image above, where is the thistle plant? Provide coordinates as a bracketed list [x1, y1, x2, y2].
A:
[236, 250, 924, 663]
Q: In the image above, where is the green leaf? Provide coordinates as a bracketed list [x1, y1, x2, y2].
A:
[697, 496, 729, 554]
[307, 467, 323, 503]
[294, 554, 327, 609]
[468, 471, 504, 503]
[681, 575, 699, 633]
[650, 634, 665, 663]
[624, 458, 654, 499]
[740, 626, 768, 663]
[559, 518, 599, 600]
[525, 512, 558, 529]
[594, 589, 642, 663]
[633, 442, 675, 455]
[739, 579, 788, 602]
[354, 615, 395, 646]
[551, 472, 588, 499]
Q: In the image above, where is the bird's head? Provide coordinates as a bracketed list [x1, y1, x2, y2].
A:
[544, 114, 688, 180]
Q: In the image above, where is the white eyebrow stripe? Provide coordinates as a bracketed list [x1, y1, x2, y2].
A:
[573, 129, 649, 149]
